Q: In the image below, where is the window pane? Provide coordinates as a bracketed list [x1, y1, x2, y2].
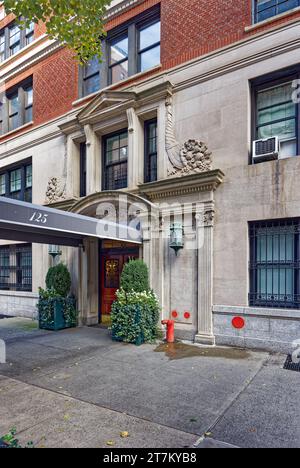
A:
[84, 74, 100, 96]
[256, 0, 299, 22]
[111, 61, 128, 83]
[140, 45, 160, 72]
[8, 94, 19, 116]
[26, 165, 32, 188]
[84, 57, 100, 77]
[9, 25, 21, 55]
[26, 22, 34, 44]
[10, 169, 22, 192]
[0, 33, 5, 62]
[0, 174, 5, 195]
[25, 87, 33, 107]
[139, 21, 161, 50]
[9, 114, 19, 131]
[110, 36, 128, 65]
[257, 82, 297, 142]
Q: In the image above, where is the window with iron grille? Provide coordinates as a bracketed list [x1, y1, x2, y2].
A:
[0, 160, 32, 202]
[254, 0, 300, 23]
[144, 119, 158, 183]
[0, 244, 32, 292]
[249, 219, 300, 309]
[103, 130, 128, 191]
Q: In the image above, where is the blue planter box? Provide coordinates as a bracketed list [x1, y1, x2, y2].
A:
[39, 298, 77, 331]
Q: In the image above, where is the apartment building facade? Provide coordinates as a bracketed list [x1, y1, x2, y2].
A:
[1, 0, 300, 352]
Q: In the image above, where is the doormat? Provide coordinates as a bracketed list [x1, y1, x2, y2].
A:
[283, 355, 300, 373]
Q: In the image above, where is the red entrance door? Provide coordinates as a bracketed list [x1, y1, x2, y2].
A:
[100, 250, 139, 323]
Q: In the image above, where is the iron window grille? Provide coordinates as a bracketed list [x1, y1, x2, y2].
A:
[144, 119, 158, 183]
[0, 161, 32, 202]
[103, 130, 128, 191]
[249, 219, 300, 309]
[254, 0, 300, 23]
[0, 244, 32, 292]
[79, 5, 160, 97]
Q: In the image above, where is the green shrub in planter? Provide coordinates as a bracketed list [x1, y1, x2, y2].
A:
[38, 288, 78, 331]
[120, 259, 150, 293]
[46, 263, 71, 298]
[111, 289, 160, 345]
[39, 264, 78, 331]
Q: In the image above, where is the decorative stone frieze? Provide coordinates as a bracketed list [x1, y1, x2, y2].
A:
[165, 95, 212, 177]
[45, 177, 66, 204]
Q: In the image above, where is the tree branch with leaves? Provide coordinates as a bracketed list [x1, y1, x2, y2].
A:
[3, 0, 113, 63]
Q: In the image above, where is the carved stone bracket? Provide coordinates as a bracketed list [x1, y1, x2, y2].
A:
[45, 177, 66, 204]
[165, 94, 212, 177]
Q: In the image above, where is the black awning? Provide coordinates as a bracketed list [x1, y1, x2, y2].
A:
[0, 197, 142, 247]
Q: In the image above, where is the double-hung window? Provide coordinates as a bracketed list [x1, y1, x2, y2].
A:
[103, 130, 128, 191]
[138, 20, 161, 73]
[254, 0, 300, 23]
[249, 219, 300, 309]
[0, 21, 35, 63]
[144, 119, 158, 183]
[253, 72, 300, 160]
[9, 24, 21, 56]
[109, 35, 129, 85]
[0, 161, 32, 202]
[1, 79, 33, 135]
[8, 91, 19, 132]
[79, 6, 161, 97]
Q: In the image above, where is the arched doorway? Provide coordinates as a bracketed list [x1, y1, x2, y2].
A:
[70, 191, 154, 325]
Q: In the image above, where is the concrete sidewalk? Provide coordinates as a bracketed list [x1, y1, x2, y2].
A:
[0, 318, 299, 448]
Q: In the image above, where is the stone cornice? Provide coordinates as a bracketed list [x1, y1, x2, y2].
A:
[104, 0, 145, 22]
[138, 170, 225, 201]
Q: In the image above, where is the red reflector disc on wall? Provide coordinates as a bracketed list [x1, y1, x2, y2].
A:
[232, 317, 245, 329]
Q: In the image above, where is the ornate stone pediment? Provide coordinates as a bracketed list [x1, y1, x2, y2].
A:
[78, 90, 137, 125]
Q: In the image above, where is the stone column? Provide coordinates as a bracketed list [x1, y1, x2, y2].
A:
[195, 203, 215, 346]
[78, 238, 99, 326]
[127, 107, 143, 190]
[66, 135, 80, 199]
[84, 124, 101, 195]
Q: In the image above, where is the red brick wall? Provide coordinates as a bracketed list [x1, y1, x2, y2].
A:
[2, 0, 300, 142]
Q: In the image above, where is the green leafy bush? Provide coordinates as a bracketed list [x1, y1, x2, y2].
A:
[112, 261, 160, 345]
[120, 260, 150, 293]
[111, 290, 160, 344]
[46, 263, 71, 298]
[1, 427, 34, 449]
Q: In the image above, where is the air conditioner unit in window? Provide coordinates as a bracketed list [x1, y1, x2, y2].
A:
[253, 136, 279, 163]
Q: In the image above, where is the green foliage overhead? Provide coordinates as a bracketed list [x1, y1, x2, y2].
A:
[3, 0, 112, 63]
[45, 263, 71, 298]
[120, 259, 150, 293]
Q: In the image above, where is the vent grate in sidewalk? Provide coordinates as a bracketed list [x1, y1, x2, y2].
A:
[283, 355, 300, 373]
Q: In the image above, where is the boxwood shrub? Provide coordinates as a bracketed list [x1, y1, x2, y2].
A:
[111, 260, 160, 345]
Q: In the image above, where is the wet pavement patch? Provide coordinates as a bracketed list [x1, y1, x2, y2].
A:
[154, 342, 251, 361]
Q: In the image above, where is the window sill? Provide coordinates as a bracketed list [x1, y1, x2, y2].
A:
[72, 64, 163, 107]
[0, 121, 34, 141]
[245, 6, 300, 32]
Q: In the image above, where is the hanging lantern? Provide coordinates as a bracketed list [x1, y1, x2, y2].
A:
[48, 245, 62, 259]
[170, 223, 184, 256]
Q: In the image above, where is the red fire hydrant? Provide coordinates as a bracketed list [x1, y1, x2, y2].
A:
[161, 320, 175, 343]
